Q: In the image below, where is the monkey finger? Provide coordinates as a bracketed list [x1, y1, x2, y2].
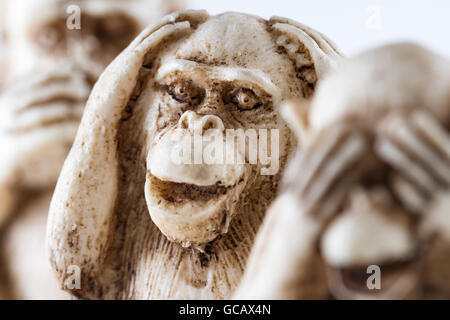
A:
[411, 110, 450, 168]
[302, 131, 369, 216]
[391, 173, 429, 214]
[135, 21, 191, 56]
[297, 123, 351, 195]
[271, 23, 338, 78]
[270, 16, 342, 58]
[382, 113, 450, 186]
[131, 10, 208, 48]
[9, 103, 84, 134]
[375, 137, 439, 197]
[14, 80, 89, 114]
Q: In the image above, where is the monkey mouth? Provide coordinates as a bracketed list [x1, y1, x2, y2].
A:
[326, 258, 421, 299]
[146, 173, 231, 204]
[145, 172, 247, 248]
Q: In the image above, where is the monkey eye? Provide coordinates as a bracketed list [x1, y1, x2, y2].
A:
[167, 80, 205, 106]
[230, 88, 262, 111]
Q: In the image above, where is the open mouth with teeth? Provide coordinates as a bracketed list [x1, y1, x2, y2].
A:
[326, 257, 421, 299]
[145, 172, 246, 248]
[148, 174, 230, 204]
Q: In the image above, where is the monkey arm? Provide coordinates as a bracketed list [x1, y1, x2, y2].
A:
[233, 192, 328, 299]
[234, 122, 370, 299]
[376, 109, 450, 236]
[45, 12, 205, 297]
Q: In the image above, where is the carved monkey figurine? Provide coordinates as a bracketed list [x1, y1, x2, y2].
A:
[46, 10, 341, 299]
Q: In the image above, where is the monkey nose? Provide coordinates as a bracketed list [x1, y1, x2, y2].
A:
[178, 111, 225, 134]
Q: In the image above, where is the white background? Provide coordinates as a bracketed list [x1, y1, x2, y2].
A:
[188, 0, 450, 58]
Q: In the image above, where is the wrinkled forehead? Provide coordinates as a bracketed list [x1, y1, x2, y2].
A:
[157, 13, 301, 99]
[175, 13, 273, 67]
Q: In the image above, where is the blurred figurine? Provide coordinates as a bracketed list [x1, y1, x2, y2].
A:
[235, 43, 450, 299]
[0, 0, 185, 299]
[2, 0, 184, 84]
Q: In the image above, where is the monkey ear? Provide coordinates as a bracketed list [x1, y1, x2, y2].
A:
[281, 99, 311, 146]
[270, 16, 343, 79]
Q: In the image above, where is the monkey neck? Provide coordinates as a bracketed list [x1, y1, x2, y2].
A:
[94, 168, 281, 299]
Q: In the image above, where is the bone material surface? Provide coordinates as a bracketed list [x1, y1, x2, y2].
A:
[46, 10, 340, 299]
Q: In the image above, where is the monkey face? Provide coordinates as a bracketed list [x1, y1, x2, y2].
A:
[31, 12, 140, 82]
[124, 11, 342, 248]
[46, 10, 340, 299]
[141, 13, 318, 247]
[3, 0, 179, 82]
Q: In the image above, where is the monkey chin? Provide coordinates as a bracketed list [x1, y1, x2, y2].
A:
[144, 172, 248, 250]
